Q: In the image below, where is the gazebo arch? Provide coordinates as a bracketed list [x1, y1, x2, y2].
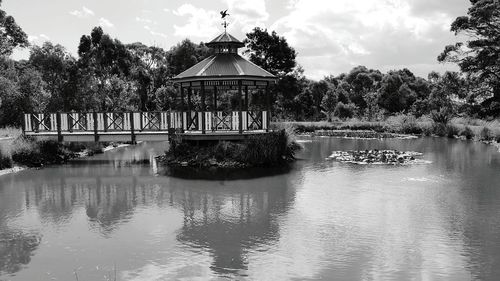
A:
[171, 30, 277, 140]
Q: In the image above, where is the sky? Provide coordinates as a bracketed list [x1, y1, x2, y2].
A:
[3, 0, 470, 80]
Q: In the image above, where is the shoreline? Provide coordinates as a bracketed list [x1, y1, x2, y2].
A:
[0, 142, 133, 178]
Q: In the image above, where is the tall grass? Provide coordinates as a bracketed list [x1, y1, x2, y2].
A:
[0, 127, 22, 139]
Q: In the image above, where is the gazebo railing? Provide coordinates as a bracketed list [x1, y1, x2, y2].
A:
[24, 110, 269, 135]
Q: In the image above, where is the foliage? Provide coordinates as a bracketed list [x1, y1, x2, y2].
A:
[460, 126, 475, 140]
[0, 1, 29, 57]
[10, 136, 75, 167]
[243, 27, 297, 76]
[166, 130, 298, 167]
[0, 144, 12, 170]
[430, 108, 454, 124]
[334, 102, 358, 119]
[438, 0, 500, 116]
[166, 39, 211, 76]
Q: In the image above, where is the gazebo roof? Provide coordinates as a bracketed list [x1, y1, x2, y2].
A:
[172, 32, 276, 83]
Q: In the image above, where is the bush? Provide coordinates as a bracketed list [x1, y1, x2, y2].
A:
[398, 115, 422, 135]
[460, 126, 474, 140]
[432, 123, 447, 137]
[165, 130, 299, 167]
[480, 127, 493, 141]
[0, 147, 13, 170]
[430, 108, 453, 124]
[445, 124, 459, 138]
[10, 136, 75, 167]
[334, 102, 358, 119]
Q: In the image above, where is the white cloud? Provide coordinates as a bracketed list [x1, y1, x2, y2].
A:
[271, 0, 465, 79]
[222, 0, 270, 32]
[28, 34, 51, 43]
[69, 6, 95, 18]
[99, 17, 114, 28]
[136, 17, 156, 25]
[150, 31, 167, 39]
[172, 4, 219, 39]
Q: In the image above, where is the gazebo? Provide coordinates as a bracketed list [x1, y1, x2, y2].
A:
[171, 30, 277, 141]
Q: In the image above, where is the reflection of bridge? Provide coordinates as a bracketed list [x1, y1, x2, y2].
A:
[23, 110, 269, 142]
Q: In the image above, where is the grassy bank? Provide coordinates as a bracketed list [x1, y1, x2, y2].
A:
[158, 130, 300, 168]
[281, 115, 500, 143]
[0, 127, 108, 170]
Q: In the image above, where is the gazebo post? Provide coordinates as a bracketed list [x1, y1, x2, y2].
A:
[187, 87, 192, 112]
[245, 85, 249, 111]
[201, 81, 206, 134]
[180, 85, 185, 133]
[266, 82, 270, 132]
[238, 80, 243, 134]
[213, 85, 218, 112]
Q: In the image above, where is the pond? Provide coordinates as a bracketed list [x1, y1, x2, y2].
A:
[1, 137, 500, 280]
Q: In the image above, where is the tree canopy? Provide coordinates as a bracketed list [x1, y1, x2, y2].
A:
[243, 27, 297, 76]
[438, 0, 500, 103]
[0, 1, 29, 57]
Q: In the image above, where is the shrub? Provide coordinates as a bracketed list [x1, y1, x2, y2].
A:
[430, 108, 453, 124]
[334, 102, 358, 119]
[0, 146, 13, 170]
[10, 136, 75, 167]
[432, 123, 447, 137]
[460, 126, 474, 140]
[398, 115, 422, 135]
[480, 127, 493, 141]
[445, 124, 459, 138]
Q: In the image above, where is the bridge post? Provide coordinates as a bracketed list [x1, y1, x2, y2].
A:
[129, 112, 136, 144]
[238, 80, 243, 134]
[56, 113, 62, 142]
[93, 112, 99, 142]
[266, 83, 270, 132]
[201, 81, 206, 134]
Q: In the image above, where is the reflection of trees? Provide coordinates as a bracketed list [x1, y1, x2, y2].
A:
[0, 231, 41, 275]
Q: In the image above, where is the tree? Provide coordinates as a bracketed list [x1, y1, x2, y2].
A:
[438, 0, 500, 109]
[78, 27, 134, 110]
[243, 27, 297, 76]
[321, 88, 338, 121]
[29, 42, 76, 111]
[127, 43, 169, 110]
[166, 39, 211, 76]
[0, 0, 29, 57]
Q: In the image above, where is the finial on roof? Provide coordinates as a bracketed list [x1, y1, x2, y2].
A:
[220, 9, 230, 32]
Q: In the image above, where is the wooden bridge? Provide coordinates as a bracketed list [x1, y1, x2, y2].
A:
[23, 110, 269, 142]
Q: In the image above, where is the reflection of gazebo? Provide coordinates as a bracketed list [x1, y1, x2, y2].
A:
[171, 31, 277, 140]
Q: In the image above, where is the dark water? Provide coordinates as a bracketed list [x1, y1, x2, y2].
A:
[1, 137, 500, 281]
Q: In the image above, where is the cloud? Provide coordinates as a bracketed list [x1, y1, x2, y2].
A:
[271, 0, 467, 79]
[136, 17, 155, 25]
[222, 0, 270, 32]
[69, 6, 95, 18]
[172, 4, 220, 39]
[28, 34, 51, 43]
[99, 17, 114, 28]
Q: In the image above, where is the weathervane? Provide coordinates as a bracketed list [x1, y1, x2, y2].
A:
[220, 9, 230, 32]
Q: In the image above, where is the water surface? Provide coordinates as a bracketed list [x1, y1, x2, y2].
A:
[1, 137, 500, 280]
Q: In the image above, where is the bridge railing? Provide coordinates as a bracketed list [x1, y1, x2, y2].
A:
[23, 110, 268, 135]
